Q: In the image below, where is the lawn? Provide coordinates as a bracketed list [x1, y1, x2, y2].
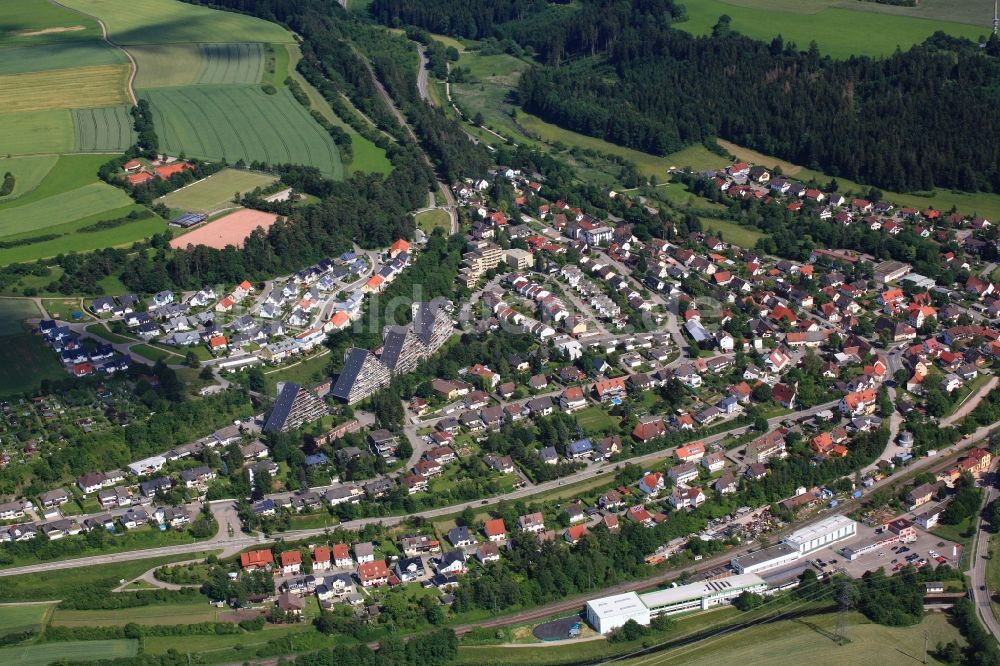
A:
[144, 86, 344, 179]
[157, 168, 277, 214]
[131, 343, 180, 364]
[0, 639, 138, 665]
[85, 323, 137, 344]
[698, 218, 764, 249]
[0, 42, 126, 76]
[0, 551, 219, 603]
[0, 602, 55, 636]
[72, 105, 136, 152]
[143, 625, 314, 656]
[0, 204, 161, 266]
[620, 610, 963, 665]
[415, 209, 451, 234]
[0, 182, 134, 238]
[0, 0, 104, 48]
[0, 64, 130, 113]
[0, 109, 75, 156]
[0, 156, 58, 204]
[574, 406, 620, 434]
[285, 44, 391, 175]
[260, 350, 332, 391]
[717, 139, 1000, 221]
[676, 0, 987, 59]
[52, 601, 227, 627]
[58, 0, 293, 45]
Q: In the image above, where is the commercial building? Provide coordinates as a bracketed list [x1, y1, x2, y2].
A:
[782, 516, 857, 555]
[585, 592, 650, 634]
[639, 574, 768, 616]
[730, 543, 801, 575]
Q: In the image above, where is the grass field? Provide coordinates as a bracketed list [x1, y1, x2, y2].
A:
[0, 299, 42, 335]
[58, 0, 293, 45]
[716, 139, 1000, 221]
[72, 105, 136, 152]
[0, 300, 65, 395]
[415, 209, 451, 234]
[677, 0, 988, 59]
[0, 42, 126, 75]
[143, 625, 312, 656]
[699, 218, 764, 249]
[145, 86, 343, 178]
[0, 156, 58, 203]
[0, 64, 130, 113]
[129, 43, 203, 88]
[157, 168, 277, 214]
[620, 611, 963, 665]
[574, 406, 620, 434]
[197, 42, 266, 85]
[52, 601, 226, 627]
[0, 109, 75, 156]
[0, 603, 55, 636]
[0, 181, 133, 237]
[0, 154, 118, 211]
[132, 343, 179, 363]
[0, 639, 137, 665]
[0, 204, 163, 265]
[285, 44, 391, 176]
[0, 0, 103, 48]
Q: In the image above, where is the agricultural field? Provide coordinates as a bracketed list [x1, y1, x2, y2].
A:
[131, 42, 268, 88]
[0, 182, 133, 237]
[0, 42, 126, 76]
[144, 86, 344, 178]
[0, 109, 75, 156]
[143, 625, 312, 656]
[58, 0, 293, 45]
[0, 64, 130, 113]
[196, 42, 266, 85]
[0, 156, 58, 203]
[158, 168, 277, 214]
[677, 0, 988, 59]
[0, 640, 138, 665]
[52, 601, 227, 627]
[0, 300, 65, 396]
[0, 0, 104, 48]
[72, 106, 136, 152]
[0, 602, 55, 636]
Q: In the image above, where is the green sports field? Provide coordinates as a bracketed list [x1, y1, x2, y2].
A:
[58, 0, 294, 45]
[0, 640, 138, 665]
[0, 156, 59, 203]
[677, 0, 988, 59]
[72, 106, 136, 152]
[145, 86, 344, 178]
[157, 168, 277, 213]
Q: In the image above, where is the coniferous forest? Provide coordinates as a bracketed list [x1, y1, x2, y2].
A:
[370, 0, 1000, 194]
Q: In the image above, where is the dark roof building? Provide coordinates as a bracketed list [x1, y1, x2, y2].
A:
[264, 382, 329, 433]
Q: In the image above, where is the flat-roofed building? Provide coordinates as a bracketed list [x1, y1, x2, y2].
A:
[639, 574, 768, 616]
[782, 515, 857, 555]
[585, 592, 650, 634]
[731, 543, 800, 575]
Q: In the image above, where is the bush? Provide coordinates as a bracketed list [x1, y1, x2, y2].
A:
[262, 84, 277, 95]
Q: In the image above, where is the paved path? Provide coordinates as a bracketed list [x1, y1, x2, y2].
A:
[968, 461, 1000, 641]
[942, 376, 999, 427]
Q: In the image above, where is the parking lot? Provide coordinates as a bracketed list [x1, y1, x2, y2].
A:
[808, 522, 959, 579]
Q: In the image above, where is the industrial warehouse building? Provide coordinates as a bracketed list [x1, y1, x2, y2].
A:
[585, 574, 767, 633]
[731, 516, 858, 574]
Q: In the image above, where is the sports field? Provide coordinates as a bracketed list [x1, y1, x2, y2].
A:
[0, 42, 126, 76]
[170, 208, 279, 250]
[58, 0, 294, 45]
[0, 0, 103, 48]
[0, 640, 138, 665]
[72, 106, 136, 152]
[0, 156, 59, 203]
[677, 0, 987, 59]
[157, 168, 277, 214]
[145, 86, 344, 178]
[0, 64, 130, 113]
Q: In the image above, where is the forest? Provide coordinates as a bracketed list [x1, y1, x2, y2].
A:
[370, 0, 1000, 194]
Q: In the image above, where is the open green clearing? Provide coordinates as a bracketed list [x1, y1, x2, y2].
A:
[0, 0, 104, 49]
[0, 156, 58, 204]
[620, 610, 963, 665]
[52, 601, 227, 627]
[0, 109, 75, 156]
[0, 181, 133, 237]
[0, 640, 137, 665]
[0, 301, 65, 396]
[72, 105, 136, 152]
[132, 343, 179, 363]
[143, 625, 312, 656]
[0, 603, 55, 636]
[158, 168, 277, 214]
[414, 209, 451, 234]
[145, 85, 343, 178]
[0, 42, 126, 76]
[699, 218, 764, 249]
[0, 204, 164, 266]
[85, 323, 137, 344]
[575, 406, 620, 434]
[677, 0, 988, 59]
[286, 44, 391, 175]
[717, 139, 1000, 221]
[57, 0, 293, 45]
